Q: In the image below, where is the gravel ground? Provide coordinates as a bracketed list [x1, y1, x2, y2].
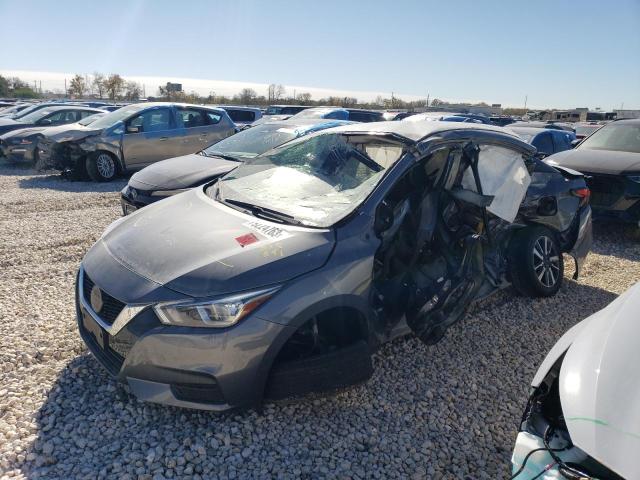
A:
[1, 163, 639, 480]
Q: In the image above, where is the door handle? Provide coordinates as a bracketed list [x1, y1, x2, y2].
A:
[159, 137, 169, 141]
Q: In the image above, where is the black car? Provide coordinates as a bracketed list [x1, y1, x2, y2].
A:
[0, 111, 105, 164]
[0, 105, 103, 138]
[545, 119, 640, 225]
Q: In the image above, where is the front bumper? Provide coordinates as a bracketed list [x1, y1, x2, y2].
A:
[0, 141, 34, 163]
[37, 139, 85, 171]
[76, 268, 293, 411]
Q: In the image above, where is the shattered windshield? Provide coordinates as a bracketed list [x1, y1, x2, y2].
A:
[202, 123, 300, 160]
[213, 132, 405, 227]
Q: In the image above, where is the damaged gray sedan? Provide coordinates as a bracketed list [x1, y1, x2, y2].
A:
[76, 121, 592, 411]
[37, 102, 236, 181]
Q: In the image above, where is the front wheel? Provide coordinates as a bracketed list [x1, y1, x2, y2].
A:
[86, 151, 118, 182]
[508, 226, 564, 297]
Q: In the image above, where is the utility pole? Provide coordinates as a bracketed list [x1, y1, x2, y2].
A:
[426, 92, 430, 108]
[64, 78, 67, 97]
[524, 95, 528, 113]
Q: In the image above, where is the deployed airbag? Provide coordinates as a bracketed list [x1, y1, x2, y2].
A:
[462, 145, 531, 222]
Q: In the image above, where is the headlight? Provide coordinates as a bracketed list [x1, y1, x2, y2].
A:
[628, 175, 640, 184]
[154, 287, 280, 328]
[150, 188, 191, 197]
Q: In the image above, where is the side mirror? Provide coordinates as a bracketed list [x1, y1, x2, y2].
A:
[374, 201, 394, 234]
[38, 119, 52, 126]
[126, 125, 141, 134]
[570, 139, 581, 149]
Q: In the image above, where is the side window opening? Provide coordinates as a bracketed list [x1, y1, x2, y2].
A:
[176, 108, 208, 129]
[461, 144, 531, 223]
[127, 108, 171, 133]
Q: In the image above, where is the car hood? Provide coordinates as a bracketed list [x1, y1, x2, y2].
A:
[43, 125, 101, 142]
[92, 187, 335, 298]
[0, 117, 20, 127]
[129, 153, 240, 190]
[545, 148, 640, 174]
[555, 282, 640, 479]
[0, 119, 31, 134]
[0, 126, 47, 139]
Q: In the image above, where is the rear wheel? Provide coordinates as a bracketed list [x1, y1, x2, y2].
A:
[86, 151, 118, 182]
[508, 226, 564, 297]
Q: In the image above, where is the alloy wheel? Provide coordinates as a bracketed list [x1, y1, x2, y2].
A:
[96, 153, 115, 179]
[533, 236, 560, 288]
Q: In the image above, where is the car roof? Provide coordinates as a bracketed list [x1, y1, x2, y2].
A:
[119, 102, 226, 113]
[508, 126, 553, 135]
[613, 118, 640, 125]
[326, 119, 517, 142]
[28, 105, 104, 113]
[216, 105, 262, 112]
[257, 118, 355, 129]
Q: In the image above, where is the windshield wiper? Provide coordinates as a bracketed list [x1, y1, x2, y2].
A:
[201, 151, 242, 162]
[221, 197, 303, 226]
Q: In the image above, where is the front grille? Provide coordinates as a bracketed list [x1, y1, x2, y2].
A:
[585, 174, 625, 208]
[171, 383, 226, 405]
[83, 272, 126, 325]
[78, 317, 125, 376]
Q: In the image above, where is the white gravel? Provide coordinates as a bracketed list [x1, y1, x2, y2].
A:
[1, 163, 639, 480]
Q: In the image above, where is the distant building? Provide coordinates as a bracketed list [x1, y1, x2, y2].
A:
[614, 109, 640, 119]
[538, 108, 588, 122]
[165, 82, 182, 93]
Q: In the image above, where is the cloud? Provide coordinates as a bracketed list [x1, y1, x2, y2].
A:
[0, 69, 433, 103]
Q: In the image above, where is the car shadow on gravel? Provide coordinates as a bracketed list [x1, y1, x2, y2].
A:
[0, 160, 40, 176]
[13, 281, 619, 479]
[591, 221, 640, 262]
[17, 174, 127, 193]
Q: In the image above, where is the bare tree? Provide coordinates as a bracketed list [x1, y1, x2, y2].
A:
[68, 74, 87, 98]
[274, 84, 285, 100]
[104, 74, 125, 100]
[237, 88, 257, 105]
[298, 92, 312, 103]
[124, 81, 142, 100]
[267, 84, 286, 102]
[92, 73, 106, 98]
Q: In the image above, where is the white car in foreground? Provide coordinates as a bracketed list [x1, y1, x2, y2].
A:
[511, 283, 639, 480]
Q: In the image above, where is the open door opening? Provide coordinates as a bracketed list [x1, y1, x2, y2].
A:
[371, 141, 528, 345]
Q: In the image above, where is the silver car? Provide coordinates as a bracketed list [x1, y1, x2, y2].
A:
[37, 102, 236, 181]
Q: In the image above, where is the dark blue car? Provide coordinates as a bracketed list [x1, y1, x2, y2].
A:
[509, 126, 576, 157]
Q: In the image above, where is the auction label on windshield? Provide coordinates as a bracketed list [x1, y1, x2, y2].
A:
[243, 221, 292, 240]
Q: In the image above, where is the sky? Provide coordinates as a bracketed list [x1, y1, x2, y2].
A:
[0, 0, 639, 109]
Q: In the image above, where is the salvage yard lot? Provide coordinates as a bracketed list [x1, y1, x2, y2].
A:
[1, 162, 639, 479]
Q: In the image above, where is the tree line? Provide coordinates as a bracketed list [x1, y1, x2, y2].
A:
[0, 76, 40, 98]
[1, 73, 500, 112]
[67, 73, 143, 101]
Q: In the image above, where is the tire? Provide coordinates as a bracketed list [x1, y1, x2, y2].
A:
[508, 226, 564, 297]
[265, 340, 373, 401]
[86, 151, 118, 182]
